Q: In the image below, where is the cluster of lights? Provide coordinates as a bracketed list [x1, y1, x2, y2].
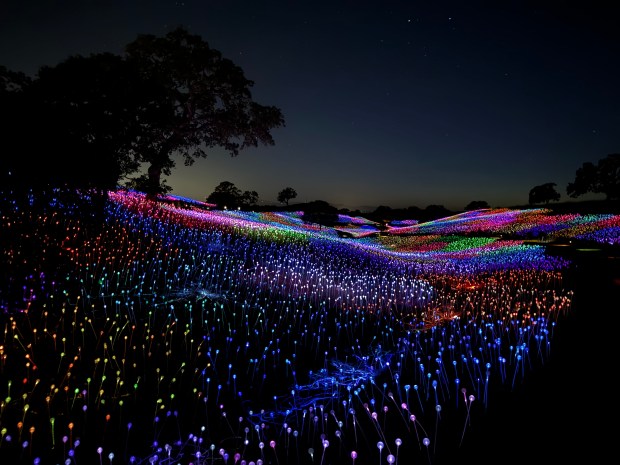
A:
[0, 189, 611, 464]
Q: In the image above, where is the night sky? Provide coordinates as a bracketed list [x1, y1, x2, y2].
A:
[2, 1, 619, 211]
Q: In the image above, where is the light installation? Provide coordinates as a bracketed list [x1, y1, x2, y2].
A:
[0, 189, 617, 464]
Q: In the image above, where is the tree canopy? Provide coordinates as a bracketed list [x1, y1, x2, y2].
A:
[277, 187, 297, 205]
[529, 182, 561, 205]
[206, 181, 259, 210]
[464, 200, 490, 211]
[301, 200, 339, 228]
[34, 54, 143, 192]
[125, 27, 285, 197]
[567, 154, 620, 200]
[0, 27, 285, 200]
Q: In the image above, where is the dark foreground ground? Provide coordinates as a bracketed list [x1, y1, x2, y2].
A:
[441, 246, 619, 464]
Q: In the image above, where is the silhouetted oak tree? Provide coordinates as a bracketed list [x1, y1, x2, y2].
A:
[567, 154, 620, 200]
[529, 182, 561, 205]
[206, 181, 259, 210]
[301, 200, 339, 228]
[423, 205, 453, 221]
[33, 54, 143, 192]
[277, 187, 297, 205]
[206, 181, 243, 209]
[240, 190, 259, 209]
[464, 200, 490, 211]
[125, 27, 285, 197]
[1, 55, 146, 211]
[1, 27, 285, 201]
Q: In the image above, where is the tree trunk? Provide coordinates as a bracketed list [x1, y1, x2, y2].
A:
[146, 163, 162, 200]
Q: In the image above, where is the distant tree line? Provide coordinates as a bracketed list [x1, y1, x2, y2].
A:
[203, 183, 299, 211]
[202, 181, 461, 224]
[215, 154, 618, 224]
